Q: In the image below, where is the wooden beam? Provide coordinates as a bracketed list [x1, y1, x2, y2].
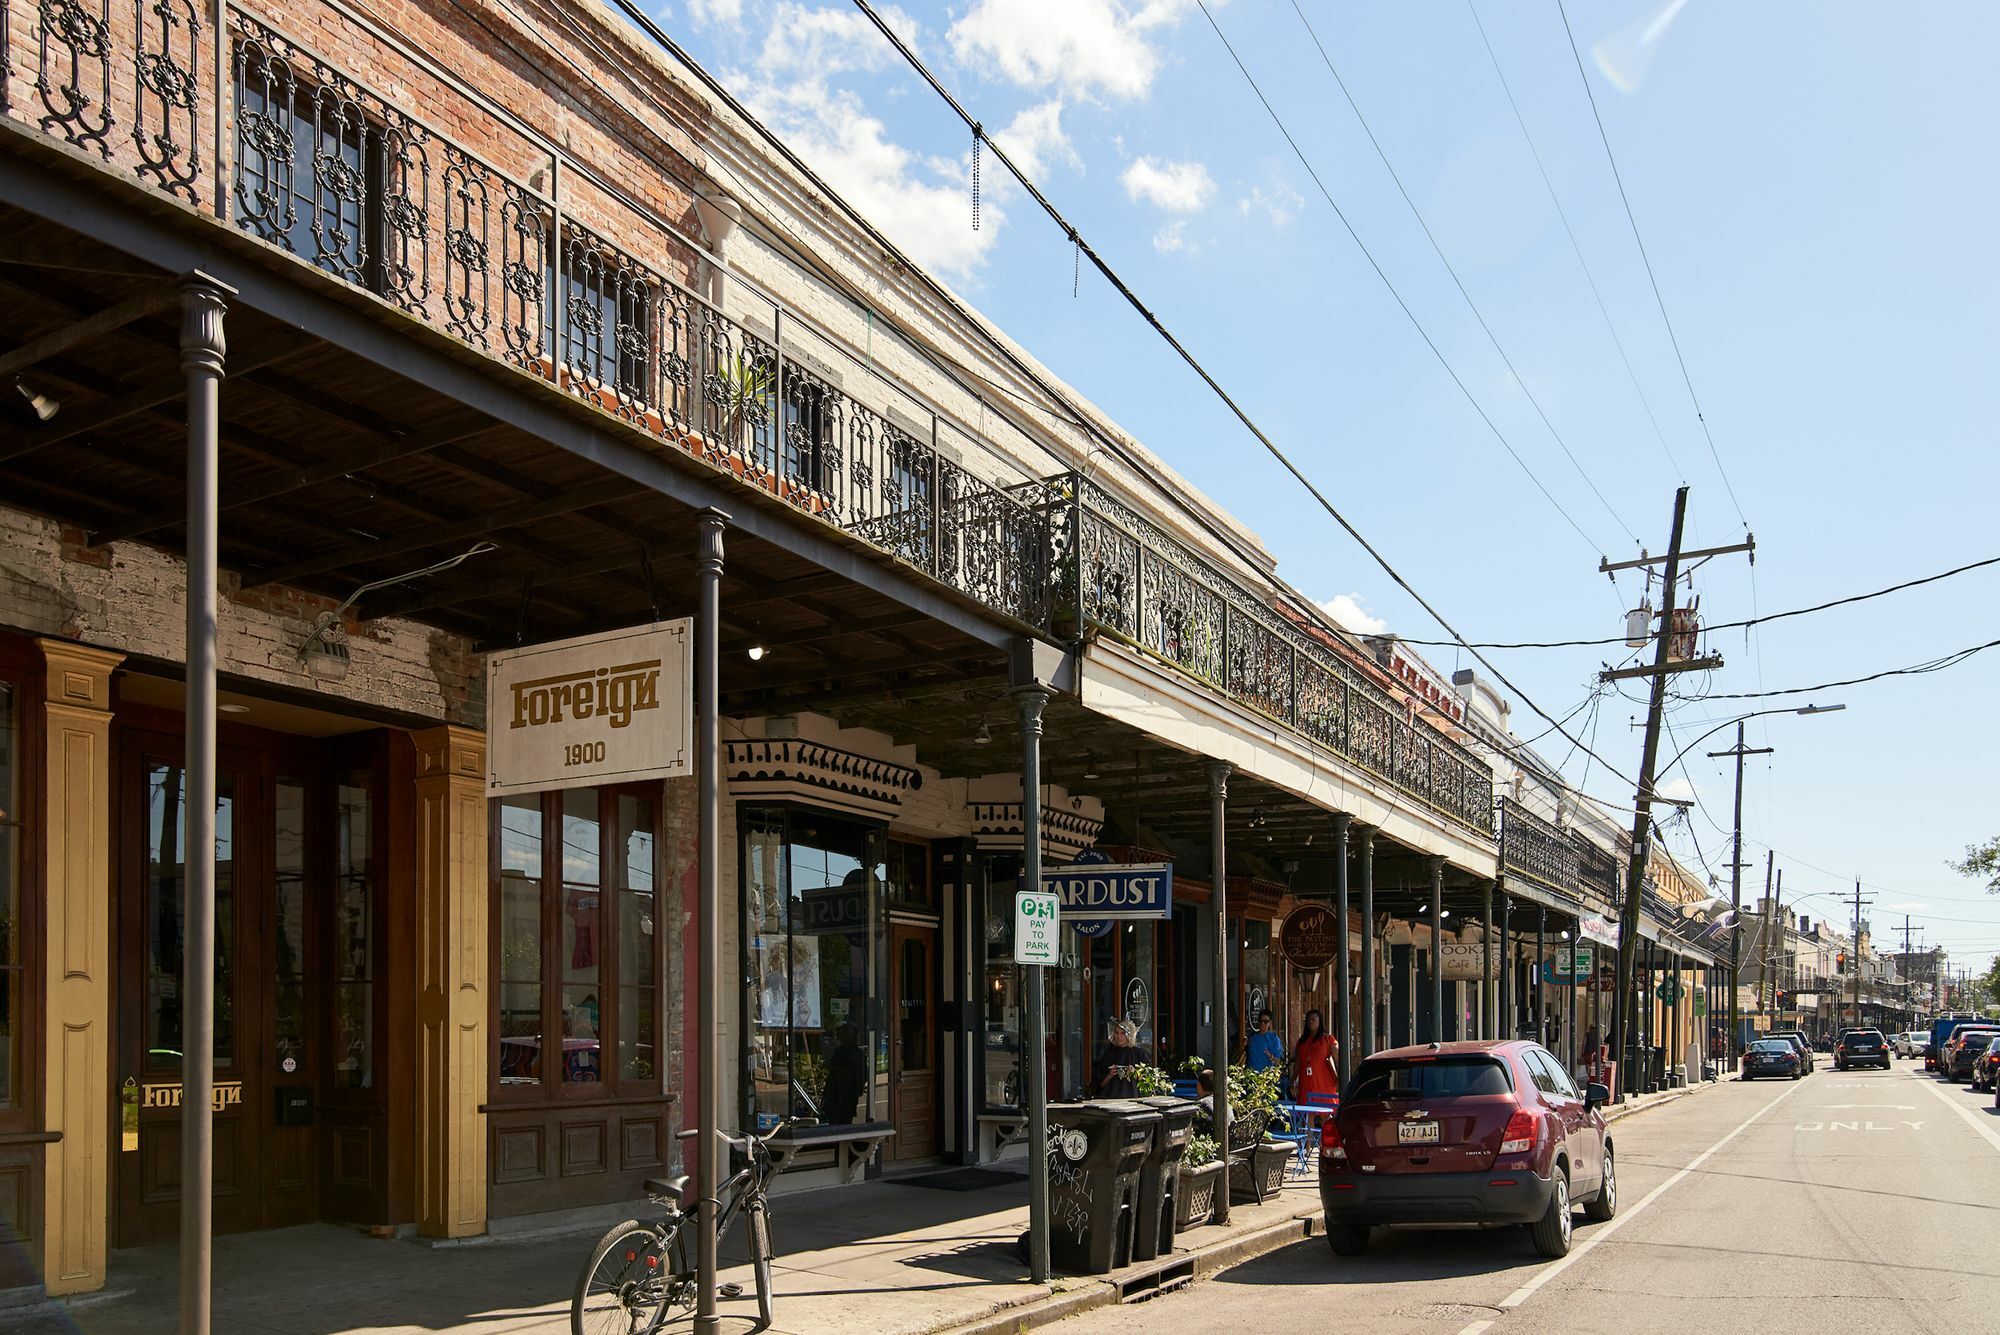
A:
[0, 285, 178, 381]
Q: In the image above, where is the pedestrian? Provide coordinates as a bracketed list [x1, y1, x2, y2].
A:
[1294, 1008, 1339, 1102]
[1095, 1018, 1150, 1098]
[1247, 1009, 1285, 1073]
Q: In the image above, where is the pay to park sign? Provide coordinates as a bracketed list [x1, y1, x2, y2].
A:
[1013, 889, 1060, 965]
[488, 620, 693, 796]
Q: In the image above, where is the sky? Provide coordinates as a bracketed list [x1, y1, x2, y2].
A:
[659, 0, 2000, 982]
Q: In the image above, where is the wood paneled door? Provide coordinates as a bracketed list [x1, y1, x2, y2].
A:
[889, 924, 937, 1161]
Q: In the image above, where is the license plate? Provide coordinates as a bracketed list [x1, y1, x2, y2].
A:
[1397, 1121, 1440, 1144]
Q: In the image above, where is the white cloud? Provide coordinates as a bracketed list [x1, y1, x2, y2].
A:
[1152, 221, 1189, 254]
[686, 0, 745, 27]
[1318, 593, 1387, 636]
[1121, 156, 1213, 212]
[756, 2, 917, 78]
[1239, 181, 1302, 228]
[949, 0, 1197, 102]
[1884, 900, 1930, 914]
[1655, 776, 1698, 803]
[990, 100, 1079, 180]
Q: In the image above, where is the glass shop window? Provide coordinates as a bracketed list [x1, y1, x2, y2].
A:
[0, 680, 20, 1112]
[742, 807, 882, 1131]
[981, 854, 1023, 1110]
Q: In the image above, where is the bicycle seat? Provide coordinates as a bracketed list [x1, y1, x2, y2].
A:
[644, 1174, 694, 1210]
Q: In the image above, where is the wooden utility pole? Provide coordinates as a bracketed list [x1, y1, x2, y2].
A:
[1709, 724, 1772, 1064]
[1759, 868, 1783, 1015]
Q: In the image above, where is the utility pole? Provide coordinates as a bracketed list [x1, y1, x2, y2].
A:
[1759, 869, 1782, 1015]
[1708, 724, 1772, 1065]
[1849, 879, 1873, 1030]
[1602, 489, 1752, 1096]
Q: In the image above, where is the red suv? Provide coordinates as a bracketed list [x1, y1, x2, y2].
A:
[1319, 1040, 1615, 1259]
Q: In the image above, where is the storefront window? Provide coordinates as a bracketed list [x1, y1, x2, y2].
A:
[741, 806, 880, 1130]
[273, 779, 307, 1070]
[145, 763, 235, 1068]
[493, 786, 662, 1097]
[981, 855, 1022, 1109]
[333, 774, 373, 1087]
[0, 681, 18, 1110]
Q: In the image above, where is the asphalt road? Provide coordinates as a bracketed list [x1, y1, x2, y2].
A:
[1049, 1063, 2000, 1335]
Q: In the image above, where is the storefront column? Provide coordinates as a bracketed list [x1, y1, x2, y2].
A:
[1481, 878, 1495, 1040]
[1207, 761, 1231, 1226]
[36, 638, 122, 1296]
[1357, 827, 1375, 1059]
[1331, 813, 1351, 1084]
[1497, 888, 1511, 1040]
[1535, 907, 1547, 1044]
[1426, 858, 1443, 1044]
[412, 725, 489, 1239]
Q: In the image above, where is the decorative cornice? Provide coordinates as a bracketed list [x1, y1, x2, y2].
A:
[725, 739, 923, 819]
[969, 801, 1104, 861]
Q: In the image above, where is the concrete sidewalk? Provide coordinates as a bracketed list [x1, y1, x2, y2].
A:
[15, 1162, 1320, 1335]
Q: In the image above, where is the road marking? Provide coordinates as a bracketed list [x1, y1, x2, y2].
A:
[1819, 1103, 1915, 1110]
[1454, 1322, 1494, 1335]
[1908, 1073, 2000, 1155]
[1494, 1077, 1804, 1311]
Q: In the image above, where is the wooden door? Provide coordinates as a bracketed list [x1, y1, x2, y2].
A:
[889, 925, 937, 1160]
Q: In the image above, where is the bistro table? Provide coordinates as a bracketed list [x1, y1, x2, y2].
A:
[1280, 1099, 1339, 1174]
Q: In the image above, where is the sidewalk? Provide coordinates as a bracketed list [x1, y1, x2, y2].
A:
[17, 1161, 1320, 1335]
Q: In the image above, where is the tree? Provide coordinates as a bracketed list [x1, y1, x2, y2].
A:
[1951, 837, 2000, 895]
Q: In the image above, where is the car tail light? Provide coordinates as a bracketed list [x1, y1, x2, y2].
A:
[1320, 1118, 1346, 1161]
[1498, 1109, 1538, 1156]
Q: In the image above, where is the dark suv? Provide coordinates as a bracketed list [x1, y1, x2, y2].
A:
[1319, 1040, 1614, 1260]
[1833, 1029, 1890, 1071]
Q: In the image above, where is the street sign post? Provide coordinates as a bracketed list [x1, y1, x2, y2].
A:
[1013, 889, 1060, 966]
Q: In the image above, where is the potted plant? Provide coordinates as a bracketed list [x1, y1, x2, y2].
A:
[1176, 1132, 1224, 1230]
[1225, 1063, 1294, 1204]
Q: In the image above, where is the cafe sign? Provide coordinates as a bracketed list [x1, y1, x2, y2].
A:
[1278, 904, 1341, 971]
[487, 620, 692, 796]
[1039, 862, 1173, 920]
[1437, 942, 1491, 980]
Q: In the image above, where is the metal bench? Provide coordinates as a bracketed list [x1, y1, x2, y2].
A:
[975, 1111, 1030, 1162]
[763, 1122, 895, 1183]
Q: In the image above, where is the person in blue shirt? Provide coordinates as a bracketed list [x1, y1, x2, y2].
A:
[1246, 1009, 1285, 1074]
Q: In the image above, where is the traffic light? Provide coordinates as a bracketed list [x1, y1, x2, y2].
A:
[1836, 951, 1847, 974]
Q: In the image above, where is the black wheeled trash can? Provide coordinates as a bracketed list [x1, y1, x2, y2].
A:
[1020, 1100, 1160, 1274]
[1131, 1095, 1196, 1261]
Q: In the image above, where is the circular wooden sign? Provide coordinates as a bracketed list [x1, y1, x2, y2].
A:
[1279, 903, 1341, 971]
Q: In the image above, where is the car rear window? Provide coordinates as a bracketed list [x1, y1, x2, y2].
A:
[1347, 1056, 1513, 1102]
[1748, 1040, 1791, 1053]
[1964, 1033, 1998, 1050]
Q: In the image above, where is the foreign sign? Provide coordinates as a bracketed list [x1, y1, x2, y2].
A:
[1013, 889, 1060, 966]
[1278, 903, 1341, 971]
[141, 1080, 244, 1112]
[1437, 942, 1491, 980]
[487, 620, 692, 796]
[1039, 862, 1173, 920]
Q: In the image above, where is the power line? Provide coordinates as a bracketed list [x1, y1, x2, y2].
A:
[1287, 0, 1637, 544]
[1555, 0, 1747, 529]
[1705, 636, 2000, 700]
[1465, 0, 1685, 488]
[1185, 0, 1609, 556]
[844, 0, 1640, 790]
[1392, 552, 2000, 648]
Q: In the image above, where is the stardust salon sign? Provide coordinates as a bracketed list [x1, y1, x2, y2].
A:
[1040, 862, 1173, 920]
[487, 620, 693, 795]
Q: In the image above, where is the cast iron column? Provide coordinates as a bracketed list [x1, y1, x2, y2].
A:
[1332, 813, 1352, 1083]
[694, 508, 729, 1335]
[179, 276, 227, 1335]
[1481, 878, 1495, 1039]
[1497, 889, 1512, 1040]
[1016, 684, 1053, 1284]
[1358, 828, 1376, 1059]
[1208, 761, 1232, 1224]
[1536, 906, 1547, 1044]
[1427, 858, 1444, 1043]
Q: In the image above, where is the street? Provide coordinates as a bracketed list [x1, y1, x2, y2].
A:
[1047, 1068, 2000, 1335]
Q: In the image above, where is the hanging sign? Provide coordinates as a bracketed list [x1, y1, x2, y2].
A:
[1541, 945, 1595, 985]
[1013, 889, 1061, 965]
[487, 619, 692, 796]
[1278, 903, 1341, 971]
[1039, 862, 1173, 920]
[1578, 914, 1622, 949]
[1657, 978, 1685, 1004]
[1437, 942, 1491, 980]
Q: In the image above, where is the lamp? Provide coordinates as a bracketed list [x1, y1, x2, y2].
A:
[974, 720, 991, 745]
[14, 377, 59, 422]
[297, 541, 496, 682]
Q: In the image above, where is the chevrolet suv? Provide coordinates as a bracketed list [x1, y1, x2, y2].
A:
[1833, 1029, 1890, 1071]
[1319, 1040, 1615, 1260]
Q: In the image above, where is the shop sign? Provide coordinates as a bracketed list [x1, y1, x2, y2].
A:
[1039, 862, 1172, 920]
[1278, 904, 1340, 971]
[1437, 942, 1491, 980]
[487, 619, 692, 796]
[141, 1080, 244, 1112]
[1577, 914, 1621, 948]
[1657, 978, 1685, 1004]
[800, 883, 867, 936]
[1013, 889, 1061, 966]
[1541, 945, 1595, 985]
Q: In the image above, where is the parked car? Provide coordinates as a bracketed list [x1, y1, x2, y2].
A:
[1833, 1029, 1891, 1071]
[1766, 1031, 1815, 1074]
[1319, 1040, 1614, 1261]
[1740, 1038, 1802, 1081]
[1971, 1041, 2000, 1093]
[1941, 1029, 2000, 1082]
[1928, 1015, 1988, 1073]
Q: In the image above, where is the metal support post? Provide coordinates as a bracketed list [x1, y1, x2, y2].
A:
[1497, 889, 1511, 1040]
[1016, 684, 1053, 1285]
[1481, 878, 1495, 1040]
[1208, 762, 1232, 1224]
[1358, 828, 1376, 1059]
[1427, 858, 1444, 1043]
[1536, 906, 1547, 1045]
[179, 275, 228, 1335]
[1332, 813, 1352, 1083]
[694, 508, 729, 1335]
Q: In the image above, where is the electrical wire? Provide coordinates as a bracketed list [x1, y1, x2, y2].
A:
[1287, 0, 1638, 544]
[1704, 637, 2000, 700]
[1555, 0, 1748, 529]
[1391, 553, 2000, 648]
[842, 0, 1640, 790]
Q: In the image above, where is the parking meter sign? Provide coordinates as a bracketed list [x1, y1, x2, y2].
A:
[1014, 889, 1061, 965]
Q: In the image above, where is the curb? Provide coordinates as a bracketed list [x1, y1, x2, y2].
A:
[1605, 1077, 1719, 1124]
[939, 1208, 1318, 1335]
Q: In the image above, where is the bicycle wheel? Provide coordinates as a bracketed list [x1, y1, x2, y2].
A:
[573, 1219, 678, 1335]
[747, 1199, 775, 1322]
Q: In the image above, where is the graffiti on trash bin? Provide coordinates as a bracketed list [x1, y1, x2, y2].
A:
[1045, 1125, 1093, 1242]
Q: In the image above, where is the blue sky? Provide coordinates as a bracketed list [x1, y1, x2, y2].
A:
[664, 0, 2000, 980]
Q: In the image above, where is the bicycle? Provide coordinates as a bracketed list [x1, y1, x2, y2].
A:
[570, 1119, 793, 1335]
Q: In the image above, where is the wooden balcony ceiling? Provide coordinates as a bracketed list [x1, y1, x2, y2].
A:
[0, 209, 1008, 731]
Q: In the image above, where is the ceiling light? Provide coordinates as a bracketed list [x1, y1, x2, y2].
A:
[747, 645, 766, 661]
[1083, 752, 1099, 780]
[974, 720, 991, 745]
[217, 703, 250, 714]
[15, 378, 59, 422]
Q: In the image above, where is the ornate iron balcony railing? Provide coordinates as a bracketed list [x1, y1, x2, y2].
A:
[4, 0, 1054, 628]
[1499, 798, 1579, 898]
[1056, 474, 1496, 839]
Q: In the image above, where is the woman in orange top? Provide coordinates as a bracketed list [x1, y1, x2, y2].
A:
[1294, 1008, 1340, 1103]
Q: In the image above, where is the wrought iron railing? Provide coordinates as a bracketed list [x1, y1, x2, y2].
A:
[1058, 474, 1495, 837]
[1499, 798, 1578, 898]
[4, 0, 1055, 627]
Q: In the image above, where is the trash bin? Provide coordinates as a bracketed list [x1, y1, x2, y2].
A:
[1021, 1100, 1160, 1274]
[1132, 1095, 1196, 1262]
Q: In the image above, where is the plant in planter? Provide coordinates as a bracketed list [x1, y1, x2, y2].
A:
[1224, 1063, 1295, 1204]
[1132, 1063, 1176, 1097]
[1176, 1131, 1224, 1231]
